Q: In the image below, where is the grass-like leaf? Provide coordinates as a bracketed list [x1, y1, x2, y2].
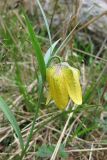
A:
[24, 13, 46, 82]
[44, 39, 60, 66]
[0, 97, 24, 151]
[35, 0, 52, 47]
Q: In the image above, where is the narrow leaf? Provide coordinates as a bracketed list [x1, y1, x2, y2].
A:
[0, 97, 24, 151]
[35, 0, 52, 47]
[24, 13, 46, 81]
[44, 39, 60, 66]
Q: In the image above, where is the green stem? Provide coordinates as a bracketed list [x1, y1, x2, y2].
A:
[20, 83, 43, 159]
[48, 55, 62, 66]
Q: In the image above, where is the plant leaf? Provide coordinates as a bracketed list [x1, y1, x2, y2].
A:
[24, 13, 46, 82]
[0, 97, 24, 151]
[37, 144, 54, 158]
[37, 144, 68, 159]
[35, 0, 52, 47]
[44, 39, 60, 66]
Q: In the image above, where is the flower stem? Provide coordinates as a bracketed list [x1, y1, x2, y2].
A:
[20, 83, 43, 159]
[48, 55, 62, 66]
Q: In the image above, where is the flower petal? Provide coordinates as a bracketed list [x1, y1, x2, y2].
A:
[46, 67, 56, 99]
[46, 67, 55, 104]
[63, 67, 82, 105]
[52, 72, 69, 109]
[46, 66, 69, 110]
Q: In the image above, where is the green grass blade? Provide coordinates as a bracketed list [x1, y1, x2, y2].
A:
[24, 13, 46, 81]
[0, 97, 24, 151]
[35, 0, 52, 47]
[44, 39, 60, 66]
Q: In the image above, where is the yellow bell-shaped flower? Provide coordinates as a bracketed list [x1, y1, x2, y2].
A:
[46, 62, 82, 110]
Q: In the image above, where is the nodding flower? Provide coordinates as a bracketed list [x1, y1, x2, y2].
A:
[46, 62, 82, 110]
